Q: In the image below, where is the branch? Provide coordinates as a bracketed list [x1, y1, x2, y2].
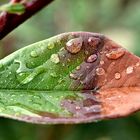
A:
[0, 0, 54, 40]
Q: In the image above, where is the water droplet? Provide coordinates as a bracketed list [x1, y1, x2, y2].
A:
[86, 65, 90, 69]
[84, 105, 101, 113]
[88, 37, 100, 47]
[106, 48, 125, 60]
[126, 66, 134, 74]
[69, 73, 77, 80]
[87, 54, 97, 63]
[30, 51, 38, 58]
[85, 51, 89, 55]
[96, 68, 105, 75]
[136, 62, 140, 67]
[50, 72, 57, 78]
[50, 54, 60, 64]
[75, 106, 81, 110]
[66, 37, 83, 54]
[100, 60, 104, 65]
[17, 66, 45, 85]
[76, 66, 81, 70]
[47, 43, 54, 50]
[115, 72, 121, 80]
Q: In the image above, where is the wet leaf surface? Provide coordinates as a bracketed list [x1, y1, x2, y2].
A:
[0, 32, 140, 124]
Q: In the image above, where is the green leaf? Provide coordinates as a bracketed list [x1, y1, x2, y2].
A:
[0, 3, 25, 15]
[1, 32, 140, 124]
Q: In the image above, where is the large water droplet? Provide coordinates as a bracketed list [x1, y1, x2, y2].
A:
[96, 68, 105, 75]
[106, 48, 125, 60]
[126, 66, 134, 74]
[87, 54, 97, 63]
[17, 66, 45, 85]
[47, 43, 54, 50]
[66, 37, 83, 54]
[50, 54, 60, 64]
[88, 37, 100, 47]
[115, 72, 121, 80]
[30, 51, 38, 58]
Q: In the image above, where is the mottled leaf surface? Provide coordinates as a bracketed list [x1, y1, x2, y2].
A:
[0, 32, 140, 124]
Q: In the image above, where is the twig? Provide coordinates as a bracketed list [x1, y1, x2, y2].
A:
[0, 0, 54, 39]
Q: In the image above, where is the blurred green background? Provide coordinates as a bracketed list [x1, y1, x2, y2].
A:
[0, 0, 140, 140]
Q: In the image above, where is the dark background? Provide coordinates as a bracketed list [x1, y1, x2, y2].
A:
[0, 0, 140, 140]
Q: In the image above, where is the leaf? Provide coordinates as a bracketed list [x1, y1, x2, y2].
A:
[0, 3, 25, 15]
[0, 32, 140, 124]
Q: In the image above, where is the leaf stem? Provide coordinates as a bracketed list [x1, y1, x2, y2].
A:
[0, 0, 54, 40]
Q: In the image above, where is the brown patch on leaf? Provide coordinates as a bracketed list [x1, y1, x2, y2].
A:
[64, 32, 140, 122]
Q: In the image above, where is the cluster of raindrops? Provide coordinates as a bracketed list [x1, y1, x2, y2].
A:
[66, 37, 83, 54]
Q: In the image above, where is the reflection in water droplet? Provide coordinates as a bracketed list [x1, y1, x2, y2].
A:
[87, 54, 97, 63]
[115, 72, 121, 80]
[69, 73, 77, 80]
[96, 68, 105, 75]
[30, 51, 38, 58]
[88, 37, 100, 47]
[50, 54, 60, 64]
[126, 66, 134, 74]
[66, 37, 83, 54]
[106, 48, 125, 60]
[48, 43, 54, 50]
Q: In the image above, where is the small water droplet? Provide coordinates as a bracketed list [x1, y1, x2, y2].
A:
[50, 72, 57, 78]
[86, 65, 90, 69]
[75, 106, 81, 110]
[136, 62, 140, 67]
[69, 73, 77, 80]
[84, 50, 89, 55]
[67, 58, 71, 62]
[30, 51, 38, 58]
[126, 66, 134, 74]
[66, 37, 83, 54]
[87, 54, 97, 63]
[100, 60, 104, 65]
[50, 54, 60, 64]
[115, 72, 121, 80]
[76, 66, 81, 70]
[47, 43, 54, 50]
[88, 37, 100, 47]
[106, 48, 125, 60]
[96, 68, 105, 75]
